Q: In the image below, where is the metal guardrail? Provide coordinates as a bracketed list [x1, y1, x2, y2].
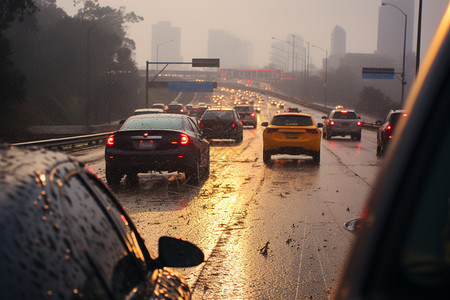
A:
[12, 132, 112, 151]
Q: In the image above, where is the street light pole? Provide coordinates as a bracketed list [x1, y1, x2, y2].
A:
[416, 0, 423, 74]
[156, 39, 173, 74]
[382, 2, 407, 105]
[312, 45, 328, 108]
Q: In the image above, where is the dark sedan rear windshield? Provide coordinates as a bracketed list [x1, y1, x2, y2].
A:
[120, 116, 184, 131]
[332, 111, 358, 119]
[234, 106, 253, 112]
[271, 115, 313, 126]
[202, 111, 233, 120]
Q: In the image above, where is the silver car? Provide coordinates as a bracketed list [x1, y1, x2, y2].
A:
[322, 109, 362, 140]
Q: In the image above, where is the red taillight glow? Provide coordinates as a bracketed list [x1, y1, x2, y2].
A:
[386, 125, 392, 131]
[120, 214, 129, 226]
[106, 134, 115, 146]
[200, 121, 204, 128]
[357, 121, 362, 126]
[180, 134, 189, 145]
[251, 113, 256, 117]
[232, 122, 235, 128]
[143, 132, 149, 137]
[180, 109, 185, 113]
[330, 121, 335, 126]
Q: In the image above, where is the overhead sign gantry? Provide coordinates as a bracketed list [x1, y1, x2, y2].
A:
[145, 58, 220, 107]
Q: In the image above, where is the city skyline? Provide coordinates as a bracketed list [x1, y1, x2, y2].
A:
[56, 0, 448, 70]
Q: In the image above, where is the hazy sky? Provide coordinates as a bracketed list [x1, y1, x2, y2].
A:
[57, 0, 449, 69]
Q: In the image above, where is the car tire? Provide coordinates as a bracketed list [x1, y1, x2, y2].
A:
[263, 150, 272, 165]
[313, 151, 320, 164]
[235, 131, 243, 143]
[186, 160, 201, 185]
[322, 130, 326, 139]
[326, 131, 331, 140]
[356, 133, 361, 141]
[106, 165, 121, 186]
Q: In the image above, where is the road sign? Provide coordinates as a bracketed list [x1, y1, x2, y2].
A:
[362, 67, 395, 79]
[192, 58, 220, 68]
[168, 81, 217, 92]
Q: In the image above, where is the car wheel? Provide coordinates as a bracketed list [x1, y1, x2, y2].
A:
[106, 164, 121, 186]
[236, 130, 243, 143]
[186, 160, 201, 185]
[356, 133, 361, 141]
[313, 151, 320, 164]
[253, 123, 257, 129]
[326, 131, 331, 140]
[263, 150, 272, 165]
[202, 154, 210, 179]
[322, 130, 326, 138]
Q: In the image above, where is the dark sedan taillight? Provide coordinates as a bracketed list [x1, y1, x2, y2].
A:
[180, 134, 189, 145]
[106, 134, 115, 146]
[357, 121, 362, 126]
[386, 125, 393, 139]
[330, 121, 335, 126]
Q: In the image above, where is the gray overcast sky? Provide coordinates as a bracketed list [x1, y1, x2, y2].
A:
[57, 0, 449, 69]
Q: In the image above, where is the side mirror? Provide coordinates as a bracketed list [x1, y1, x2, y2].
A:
[375, 120, 382, 126]
[317, 123, 323, 128]
[261, 122, 269, 127]
[344, 218, 363, 233]
[155, 236, 204, 268]
[322, 116, 326, 119]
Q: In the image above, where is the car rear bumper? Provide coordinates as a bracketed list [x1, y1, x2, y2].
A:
[105, 148, 197, 173]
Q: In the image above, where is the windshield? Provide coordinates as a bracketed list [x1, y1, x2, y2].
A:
[202, 110, 233, 120]
[1, 1, 448, 299]
[121, 116, 184, 131]
[271, 115, 313, 126]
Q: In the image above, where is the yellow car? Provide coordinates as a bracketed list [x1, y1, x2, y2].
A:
[261, 113, 323, 164]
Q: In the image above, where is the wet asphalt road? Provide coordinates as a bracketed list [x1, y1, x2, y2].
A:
[72, 100, 381, 299]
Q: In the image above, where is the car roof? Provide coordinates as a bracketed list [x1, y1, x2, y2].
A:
[273, 112, 312, 117]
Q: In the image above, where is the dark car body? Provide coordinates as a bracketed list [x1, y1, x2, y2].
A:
[105, 114, 210, 185]
[322, 109, 362, 140]
[233, 105, 257, 128]
[0, 145, 204, 299]
[199, 108, 243, 143]
[188, 105, 208, 119]
[334, 6, 450, 300]
[376, 109, 408, 156]
[285, 107, 301, 113]
[165, 103, 186, 114]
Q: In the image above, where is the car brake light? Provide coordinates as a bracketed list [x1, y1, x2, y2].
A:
[386, 125, 392, 131]
[180, 134, 189, 145]
[200, 121, 203, 128]
[106, 134, 115, 146]
[180, 109, 184, 113]
[265, 128, 278, 133]
[357, 121, 362, 126]
[143, 132, 149, 137]
[251, 113, 255, 117]
[330, 121, 335, 126]
[232, 122, 235, 128]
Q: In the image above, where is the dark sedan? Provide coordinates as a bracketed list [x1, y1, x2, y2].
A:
[0, 145, 204, 299]
[105, 114, 210, 185]
[199, 108, 243, 143]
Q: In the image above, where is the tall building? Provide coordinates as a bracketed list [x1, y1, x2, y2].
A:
[208, 29, 253, 69]
[329, 25, 346, 70]
[151, 21, 183, 70]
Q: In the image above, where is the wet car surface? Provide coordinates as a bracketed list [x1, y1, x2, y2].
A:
[0, 145, 203, 299]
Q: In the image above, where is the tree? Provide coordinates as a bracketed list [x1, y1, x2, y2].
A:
[357, 86, 400, 119]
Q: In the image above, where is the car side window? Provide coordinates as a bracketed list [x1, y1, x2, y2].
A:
[62, 173, 147, 297]
[187, 117, 200, 134]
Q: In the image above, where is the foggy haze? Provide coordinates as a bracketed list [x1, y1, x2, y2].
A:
[57, 0, 448, 69]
